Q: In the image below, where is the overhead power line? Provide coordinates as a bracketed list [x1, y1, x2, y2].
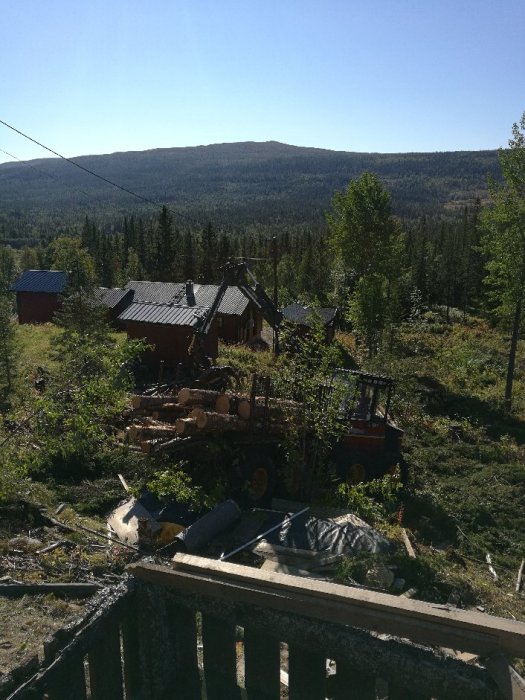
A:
[0, 146, 93, 200]
[0, 118, 178, 217]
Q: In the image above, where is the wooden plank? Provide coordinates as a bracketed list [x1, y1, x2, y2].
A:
[201, 614, 242, 699]
[47, 656, 88, 700]
[145, 555, 525, 658]
[167, 602, 201, 700]
[288, 644, 326, 700]
[401, 528, 416, 558]
[243, 626, 281, 700]
[485, 654, 525, 700]
[517, 560, 525, 593]
[328, 661, 376, 700]
[121, 595, 143, 700]
[134, 582, 185, 700]
[163, 585, 499, 700]
[88, 621, 124, 700]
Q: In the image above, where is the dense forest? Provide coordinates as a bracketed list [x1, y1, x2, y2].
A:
[0, 141, 500, 246]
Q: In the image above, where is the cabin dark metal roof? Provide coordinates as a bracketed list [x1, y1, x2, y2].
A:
[282, 303, 338, 327]
[11, 270, 68, 294]
[118, 301, 209, 327]
[124, 280, 249, 316]
[180, 284, 249, 316]
[124, 281, 185, 305]
[95, 287, 134, 309]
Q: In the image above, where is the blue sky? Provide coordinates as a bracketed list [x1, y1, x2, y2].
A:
[1, 0, 524, 164]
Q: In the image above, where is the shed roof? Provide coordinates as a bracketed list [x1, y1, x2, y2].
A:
[11, 270, 68, 294]
[282, 303, 338, 327]
[124, 280, 185, 305]
[95, 287, 134, 309]
[118, 301, 209, 327]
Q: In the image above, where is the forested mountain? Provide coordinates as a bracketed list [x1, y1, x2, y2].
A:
[0, 141, 500, 245]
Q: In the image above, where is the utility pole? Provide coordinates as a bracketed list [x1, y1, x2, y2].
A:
[272, 236, 279, 354]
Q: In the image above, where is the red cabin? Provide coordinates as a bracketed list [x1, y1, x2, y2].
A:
[11, 270, 67, 324]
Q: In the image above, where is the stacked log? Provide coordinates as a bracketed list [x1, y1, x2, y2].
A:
[152, 404, 192, 423]
[189, 409, 249, 432]
[174, 417, 201, 436]
[127, 386, 303, 455]
[127, 421, 179, 442]
[177, 388, 221, 408]
[237, 397, 302, 421]
[131, 394, 177, 410]
[215, 393, 238, 415]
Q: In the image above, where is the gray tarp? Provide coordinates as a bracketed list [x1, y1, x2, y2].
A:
[264, 512, 391, 555]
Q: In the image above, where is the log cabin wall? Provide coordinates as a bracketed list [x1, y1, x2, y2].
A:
[218, 303, 264, 344]
[124, 320, 219, 367]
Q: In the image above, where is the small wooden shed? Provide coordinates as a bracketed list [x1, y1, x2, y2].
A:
[178, 282, 263, 344]
[94, 287, 134, 328]
[11, 270, 67, 324]
[282, 303, 338, 344]
[118, 300, 218, 368]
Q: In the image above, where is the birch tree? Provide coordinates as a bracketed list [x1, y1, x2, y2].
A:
[481, 112, 525, 410]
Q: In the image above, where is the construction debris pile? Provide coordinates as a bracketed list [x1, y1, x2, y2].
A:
[127, 386, 302, 454]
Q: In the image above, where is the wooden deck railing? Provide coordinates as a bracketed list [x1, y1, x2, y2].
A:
[5, 555, 525, 699]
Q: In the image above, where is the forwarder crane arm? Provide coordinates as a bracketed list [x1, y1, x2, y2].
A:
[194, 260, 282, 340]
[221, 260, 282, 331]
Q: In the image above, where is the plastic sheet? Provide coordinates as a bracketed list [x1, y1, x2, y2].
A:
[264, 511, 391, 555]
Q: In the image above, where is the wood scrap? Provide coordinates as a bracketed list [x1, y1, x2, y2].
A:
[401, 528, 416, 559]
[0, 582, 102, 597]
[252, 542, 343, 569]
[35, 541, 66, 556]
[516, 559, 524, 593]
[117, 473, 130, 492]
[485, 553, 498, 582]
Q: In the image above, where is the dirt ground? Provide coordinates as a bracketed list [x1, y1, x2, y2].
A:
[0, 500, 129, 679]
[0, 595, 85, 676]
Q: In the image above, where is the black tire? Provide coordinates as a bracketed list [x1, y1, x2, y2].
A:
[334, 448, 370, 485]
[238, 450, 276, 506]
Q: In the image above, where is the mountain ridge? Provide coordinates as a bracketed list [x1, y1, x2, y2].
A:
[0, 141, 502, 243]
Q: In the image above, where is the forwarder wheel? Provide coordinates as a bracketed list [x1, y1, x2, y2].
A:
[334, 448, 370, 485]
[239, 452, 276, 506]
[346, 461, 367, 485]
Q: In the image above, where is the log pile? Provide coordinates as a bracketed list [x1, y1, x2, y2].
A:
[127, 388, 303, 454]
